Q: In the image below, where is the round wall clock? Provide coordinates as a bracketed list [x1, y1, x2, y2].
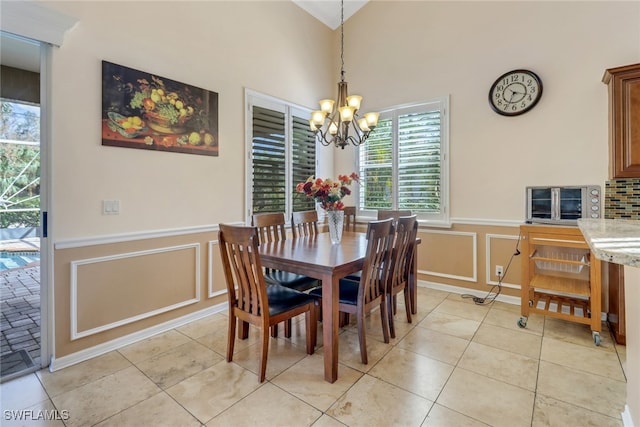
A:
[488, 69, 543, 116]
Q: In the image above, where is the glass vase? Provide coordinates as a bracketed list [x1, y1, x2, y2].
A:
[327, 210, 344, 244]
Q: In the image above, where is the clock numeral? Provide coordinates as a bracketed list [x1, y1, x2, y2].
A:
[521, 102, 526, 108]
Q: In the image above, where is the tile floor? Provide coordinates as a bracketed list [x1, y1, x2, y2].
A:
[0, 287, 628, 426]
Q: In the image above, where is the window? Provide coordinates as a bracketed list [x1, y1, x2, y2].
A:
[357, 97, 449, 225]
[246, 91, 316, 222]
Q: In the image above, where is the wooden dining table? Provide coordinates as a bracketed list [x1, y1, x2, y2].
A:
[258, 230, 419, 383]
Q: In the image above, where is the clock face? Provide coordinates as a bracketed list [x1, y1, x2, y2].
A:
[489, 69, 543, 116]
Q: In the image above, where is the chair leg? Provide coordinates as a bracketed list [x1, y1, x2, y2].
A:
[356, 310, 368, 365]
[387, 296, 396, 339]
[227, 314, 236, 362]
[239, 320, 249, 340]
[285, 319, 292, 338]
[259, 326, 270, 383]
[270, 324, 278, 338]
[380, 299, 390, 344]
[305, 306, 316, 354]
[404, 288, 412, 324]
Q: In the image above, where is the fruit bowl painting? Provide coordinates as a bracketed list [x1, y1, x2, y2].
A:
[101, 61, 219, 156]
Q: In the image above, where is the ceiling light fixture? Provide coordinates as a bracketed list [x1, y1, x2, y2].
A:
[309, 0, 378, 149]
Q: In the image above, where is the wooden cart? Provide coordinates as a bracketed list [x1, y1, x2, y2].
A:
[518, 224, 602, 345]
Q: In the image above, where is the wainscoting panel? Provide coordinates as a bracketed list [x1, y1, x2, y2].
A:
[420, 229, 477, 282]
[485, 233, 522, 289]
[207, 240, 227, 298]
[70, 243, 200, 340]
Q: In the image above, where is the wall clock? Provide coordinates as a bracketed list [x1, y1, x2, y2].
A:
[488, 69, 543, 116]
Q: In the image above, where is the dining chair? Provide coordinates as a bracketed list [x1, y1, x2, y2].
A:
[251, 212, 319, 292]
[252, 212, 320, 337]
[343, 206, 356, 232]
[218, 224, 317, 382]
[377, 209, 412, 221]
[386, 215, 417, 339]
[310, 218, 395, 364]
[291, 210, 319, 238]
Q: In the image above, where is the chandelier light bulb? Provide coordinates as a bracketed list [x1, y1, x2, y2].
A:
[319, 99, 335, 114]
[346, 95, 362, 110]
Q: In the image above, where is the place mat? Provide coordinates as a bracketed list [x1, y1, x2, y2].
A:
[1, 349, 35, 377]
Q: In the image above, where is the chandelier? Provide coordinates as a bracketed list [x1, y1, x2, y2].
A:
[309, 0, 379, 149]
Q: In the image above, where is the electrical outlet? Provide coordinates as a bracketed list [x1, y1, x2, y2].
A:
[495, 265, 504, 277]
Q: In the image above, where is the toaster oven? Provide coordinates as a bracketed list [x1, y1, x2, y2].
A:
[525, 185, 601, 225]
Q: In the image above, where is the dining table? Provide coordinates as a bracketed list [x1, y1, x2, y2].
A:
[258, 230, 419, 383]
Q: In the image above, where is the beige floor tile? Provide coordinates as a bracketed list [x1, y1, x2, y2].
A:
[336, 328, 393, 372]
[166, 361, 260, 423]
[418, 310, 481, 340]
[230, 335, 311, 380]
[433, 298, 490, 322]
[50, 366, 160, 427]
[117, 329, 192, 364]
[423, 403, 490, 427]
[483, 305, 544, 336]
[532, 394, 623, 427]
[537, 361, 626, 418]
[272, 353, 362, 411]
[540, 337, 626, 381]
[206, 382, 321, 427]
[457, 342, 538, 391]
[368, 347, 454, 401]
[472, 322, 542, 360]
[310, 414, 348, 427]
[176, 313, 228, 340]
[414, 288, 448, 319]
[94, 392, 200, 427]
[195, 322, 263, 356]
[37, 351, 132, 397]
[437, 368, 534, 427]
[1, 398, 66, 427]
[397, 327, 469, 365]
[1, 373, 49, 411]
[616, 344, 627, 378]
[135, 340, 221, 389]
[327, 374, 432, 427]
[543, 318, 614, 350]
[489, 301, 522, 315]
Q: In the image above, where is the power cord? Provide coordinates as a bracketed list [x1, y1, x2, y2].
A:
[462, 234, 522, 305]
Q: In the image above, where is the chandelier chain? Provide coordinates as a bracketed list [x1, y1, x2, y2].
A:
[340, 0, 345, 81]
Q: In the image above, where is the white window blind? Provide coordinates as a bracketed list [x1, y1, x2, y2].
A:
[358, 98, 449, 224]
[247, 92, 316, 220]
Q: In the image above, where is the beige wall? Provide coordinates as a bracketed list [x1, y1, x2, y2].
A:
[31, 1, 639, 365]
[338, 1, 640, 221]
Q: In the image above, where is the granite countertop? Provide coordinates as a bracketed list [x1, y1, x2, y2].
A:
[578, 218, 640, 267]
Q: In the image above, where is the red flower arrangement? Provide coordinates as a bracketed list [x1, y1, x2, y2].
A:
[296, 172, 359, 211]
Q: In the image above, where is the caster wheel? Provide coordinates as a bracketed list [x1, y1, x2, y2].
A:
[593, 332, 601, 346]
[517, 317, 527, 328]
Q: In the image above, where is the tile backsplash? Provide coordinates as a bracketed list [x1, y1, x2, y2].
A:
[605, 178, 640, 219]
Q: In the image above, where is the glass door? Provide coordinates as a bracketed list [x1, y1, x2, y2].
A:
[0, 33, 44, 382]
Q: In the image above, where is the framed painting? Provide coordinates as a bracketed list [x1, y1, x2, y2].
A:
[101, 61, 219, 156]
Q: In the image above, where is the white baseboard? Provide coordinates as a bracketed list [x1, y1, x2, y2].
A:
[49, 303, 226, 372]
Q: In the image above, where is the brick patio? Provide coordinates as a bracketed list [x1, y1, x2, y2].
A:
[0, 238, 41, 373]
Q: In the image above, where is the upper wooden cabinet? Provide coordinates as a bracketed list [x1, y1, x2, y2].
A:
[603, 63, 640, 179]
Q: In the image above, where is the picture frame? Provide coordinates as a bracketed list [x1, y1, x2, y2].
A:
[101, 61, 219, 156]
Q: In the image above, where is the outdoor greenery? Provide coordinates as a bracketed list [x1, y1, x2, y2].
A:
[0, 100, 41, 228]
